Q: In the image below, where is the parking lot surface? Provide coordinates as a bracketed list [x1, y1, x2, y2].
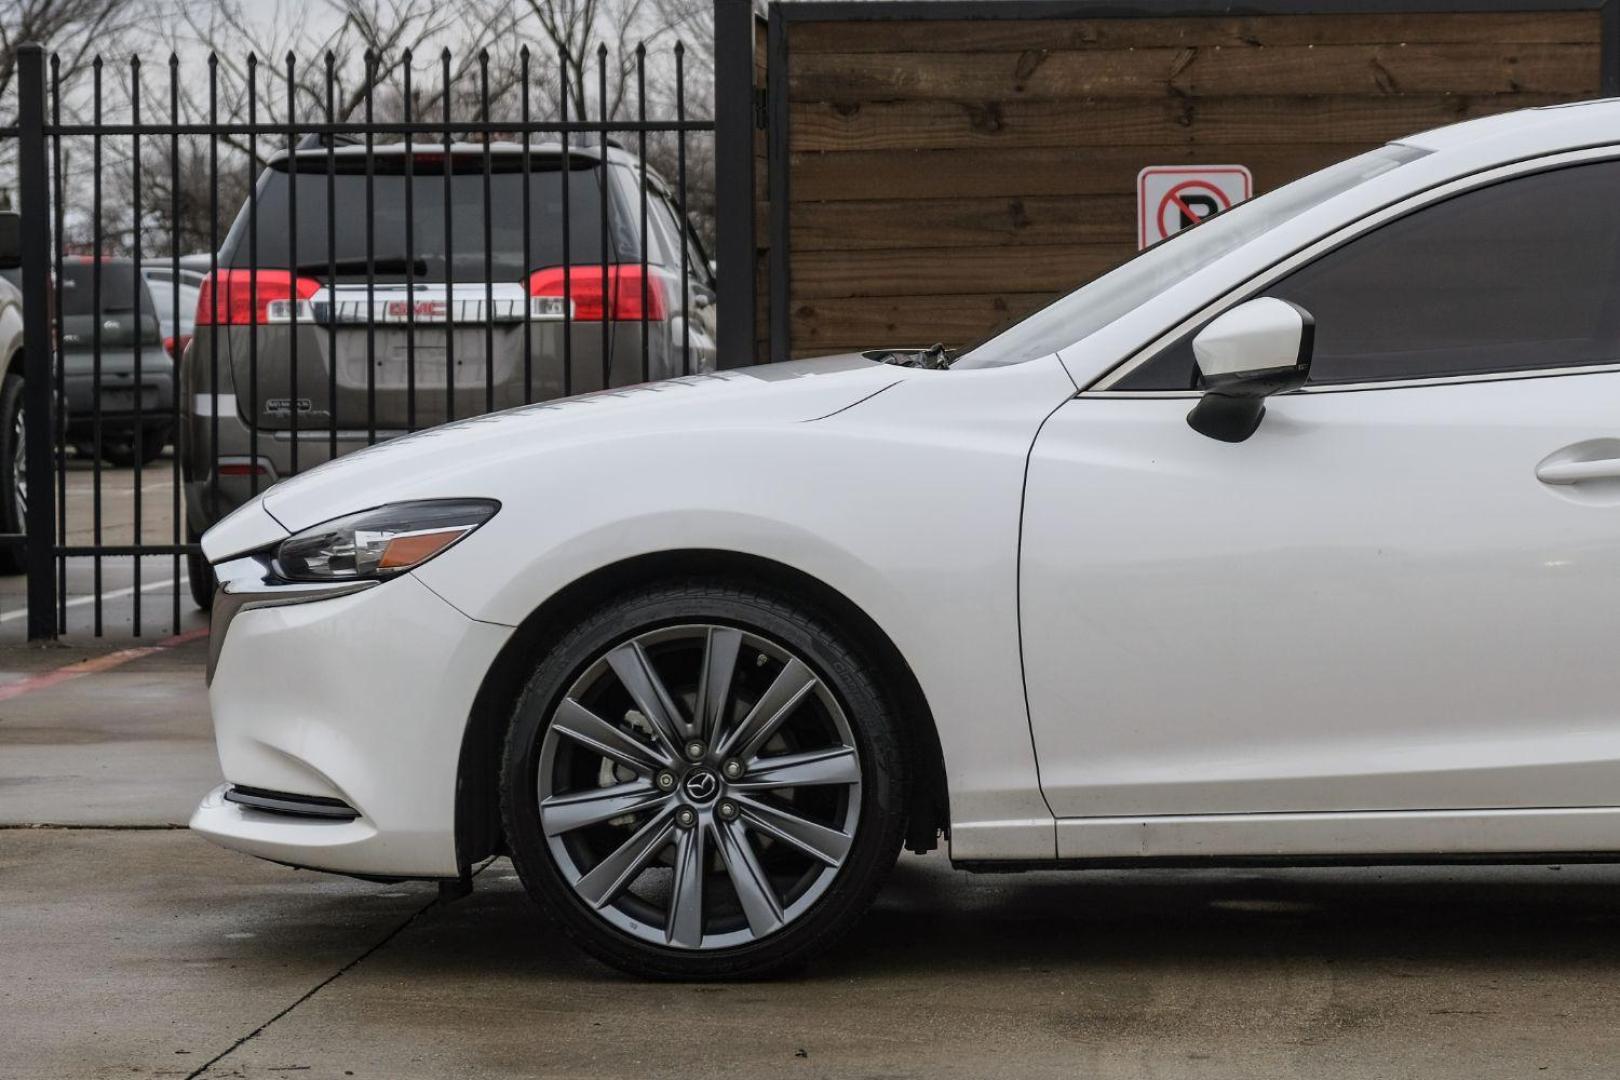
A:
[0, 454, 207, 642]
[5, 636, 1620, 1079]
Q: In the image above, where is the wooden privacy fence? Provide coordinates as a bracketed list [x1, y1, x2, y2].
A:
[742, 0, 1619, 362]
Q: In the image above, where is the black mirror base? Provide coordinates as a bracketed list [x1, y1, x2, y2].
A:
[1187, 394, 1266, 443]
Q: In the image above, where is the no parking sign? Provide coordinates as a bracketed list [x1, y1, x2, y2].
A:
[1137, 165, 1253, 249]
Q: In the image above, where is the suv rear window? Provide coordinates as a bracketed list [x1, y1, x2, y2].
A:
[228, 155, 628, 280]
[61, 260, 156, 317]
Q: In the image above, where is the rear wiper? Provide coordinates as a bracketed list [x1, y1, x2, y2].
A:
[296, 256, 429, 276]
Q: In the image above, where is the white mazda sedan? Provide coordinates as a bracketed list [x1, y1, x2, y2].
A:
[194, 103, 1620, 979]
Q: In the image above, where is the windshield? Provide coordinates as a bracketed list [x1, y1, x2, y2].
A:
[953, 144, 1430, 369]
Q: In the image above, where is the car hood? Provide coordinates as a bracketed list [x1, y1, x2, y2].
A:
[204, 353, 902, 557]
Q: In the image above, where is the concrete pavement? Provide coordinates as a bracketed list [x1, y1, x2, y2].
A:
[4, 637, 1620, 1078]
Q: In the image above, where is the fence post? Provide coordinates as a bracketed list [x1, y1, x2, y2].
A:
[712, 0, 758, 368]
[17, 44, 57, 641]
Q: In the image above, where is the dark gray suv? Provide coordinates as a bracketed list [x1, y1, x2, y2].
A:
[61, 258, 176, 467]
[181, 140, 717, 606]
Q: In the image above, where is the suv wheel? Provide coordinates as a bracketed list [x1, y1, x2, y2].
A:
[0, 371, 26, 574]
[502, 580, 908, 979]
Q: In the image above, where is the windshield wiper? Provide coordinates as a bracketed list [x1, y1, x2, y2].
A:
[874, 342, 955, 370]
[296, 256, 429, 276]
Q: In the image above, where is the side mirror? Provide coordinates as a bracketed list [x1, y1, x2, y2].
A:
[0, 212, 19, 270]
[1187, 297, 1314, 443]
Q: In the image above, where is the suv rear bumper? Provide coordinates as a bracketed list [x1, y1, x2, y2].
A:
[63, 366, 176, 437]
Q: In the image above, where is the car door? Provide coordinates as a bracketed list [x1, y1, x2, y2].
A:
[1021, 157, 1620, 855]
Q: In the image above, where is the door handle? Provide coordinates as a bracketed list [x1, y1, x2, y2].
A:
[1535, 457, 1620, 485]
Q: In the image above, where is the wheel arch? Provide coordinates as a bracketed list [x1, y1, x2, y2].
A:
[453, 548, 950, 873]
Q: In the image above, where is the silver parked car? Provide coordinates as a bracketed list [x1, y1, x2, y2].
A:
[0, 213, 25, 573]
[181, 139, 718, 607]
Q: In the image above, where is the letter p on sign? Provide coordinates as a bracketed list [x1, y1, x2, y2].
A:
[1137, 165, 1253, 249]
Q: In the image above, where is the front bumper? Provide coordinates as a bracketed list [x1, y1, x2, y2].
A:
[191, 568, 511, 879]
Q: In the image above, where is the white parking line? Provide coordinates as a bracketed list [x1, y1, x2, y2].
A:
[0, 575, 188, 623]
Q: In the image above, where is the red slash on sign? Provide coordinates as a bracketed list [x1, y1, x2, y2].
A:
[1137, 165, 1254, 249]
[1158, 179, 1233, 239]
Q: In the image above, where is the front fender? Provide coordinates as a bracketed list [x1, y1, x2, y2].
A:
[416, 355, 1079, 861]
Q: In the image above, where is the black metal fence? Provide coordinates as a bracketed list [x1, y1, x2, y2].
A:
[3, 26, 733, 641]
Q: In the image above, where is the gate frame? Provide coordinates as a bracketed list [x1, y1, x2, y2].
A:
[17, 44, 56, 642]
[762, 0, 1620, 364]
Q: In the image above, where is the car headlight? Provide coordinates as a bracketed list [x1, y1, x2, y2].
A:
[273, 499, 500, 582]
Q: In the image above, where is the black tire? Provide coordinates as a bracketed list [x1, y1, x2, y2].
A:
[0, 371, 26, 575]
[501, 579, 909, 980]
[186, 534, 215, 611]
[100, 422, 173, 468]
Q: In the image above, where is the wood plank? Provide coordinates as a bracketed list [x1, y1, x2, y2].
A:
[790, 143, 1368, 201]
[789, 92, 1566, 153]
[790, 12, 1601, 54]
[792, 195, 1136, 251]
[787, 44, 1600, 102]
[792, 291, 1063, 349]
[791, 243, 1132, 299]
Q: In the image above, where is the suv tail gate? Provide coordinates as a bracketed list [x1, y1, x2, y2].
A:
[207, 148, 656, 437]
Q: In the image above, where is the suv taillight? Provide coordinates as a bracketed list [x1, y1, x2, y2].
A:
[526, 265, 667, 322]
[196, 269, 321, 326]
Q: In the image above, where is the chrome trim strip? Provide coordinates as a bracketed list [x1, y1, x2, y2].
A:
[207, 555, 379, 684]
[1079, 361, 1620, 400]
[223, 785, 359, 821]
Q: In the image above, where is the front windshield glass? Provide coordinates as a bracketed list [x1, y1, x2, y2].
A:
[953, 144, 1430, 369]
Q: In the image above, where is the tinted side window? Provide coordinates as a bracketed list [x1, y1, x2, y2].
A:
[1118, 161, 1620, 390]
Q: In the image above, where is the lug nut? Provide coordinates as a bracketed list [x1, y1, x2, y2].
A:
[722, 759, 744, 781]
[717, 799, 739, 822]
[655, 770, 677, 792]
[684, 739, 707, 762]
[675, 806, 698, 828]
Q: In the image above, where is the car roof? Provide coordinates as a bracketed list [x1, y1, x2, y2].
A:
[1397, 97, 1620, 157]
[270, 139, 645, 169]
[263, 139, 673, 193]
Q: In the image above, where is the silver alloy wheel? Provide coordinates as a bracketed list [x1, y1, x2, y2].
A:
[11, 398, 24, 524]
[538, 624, 863, 950]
